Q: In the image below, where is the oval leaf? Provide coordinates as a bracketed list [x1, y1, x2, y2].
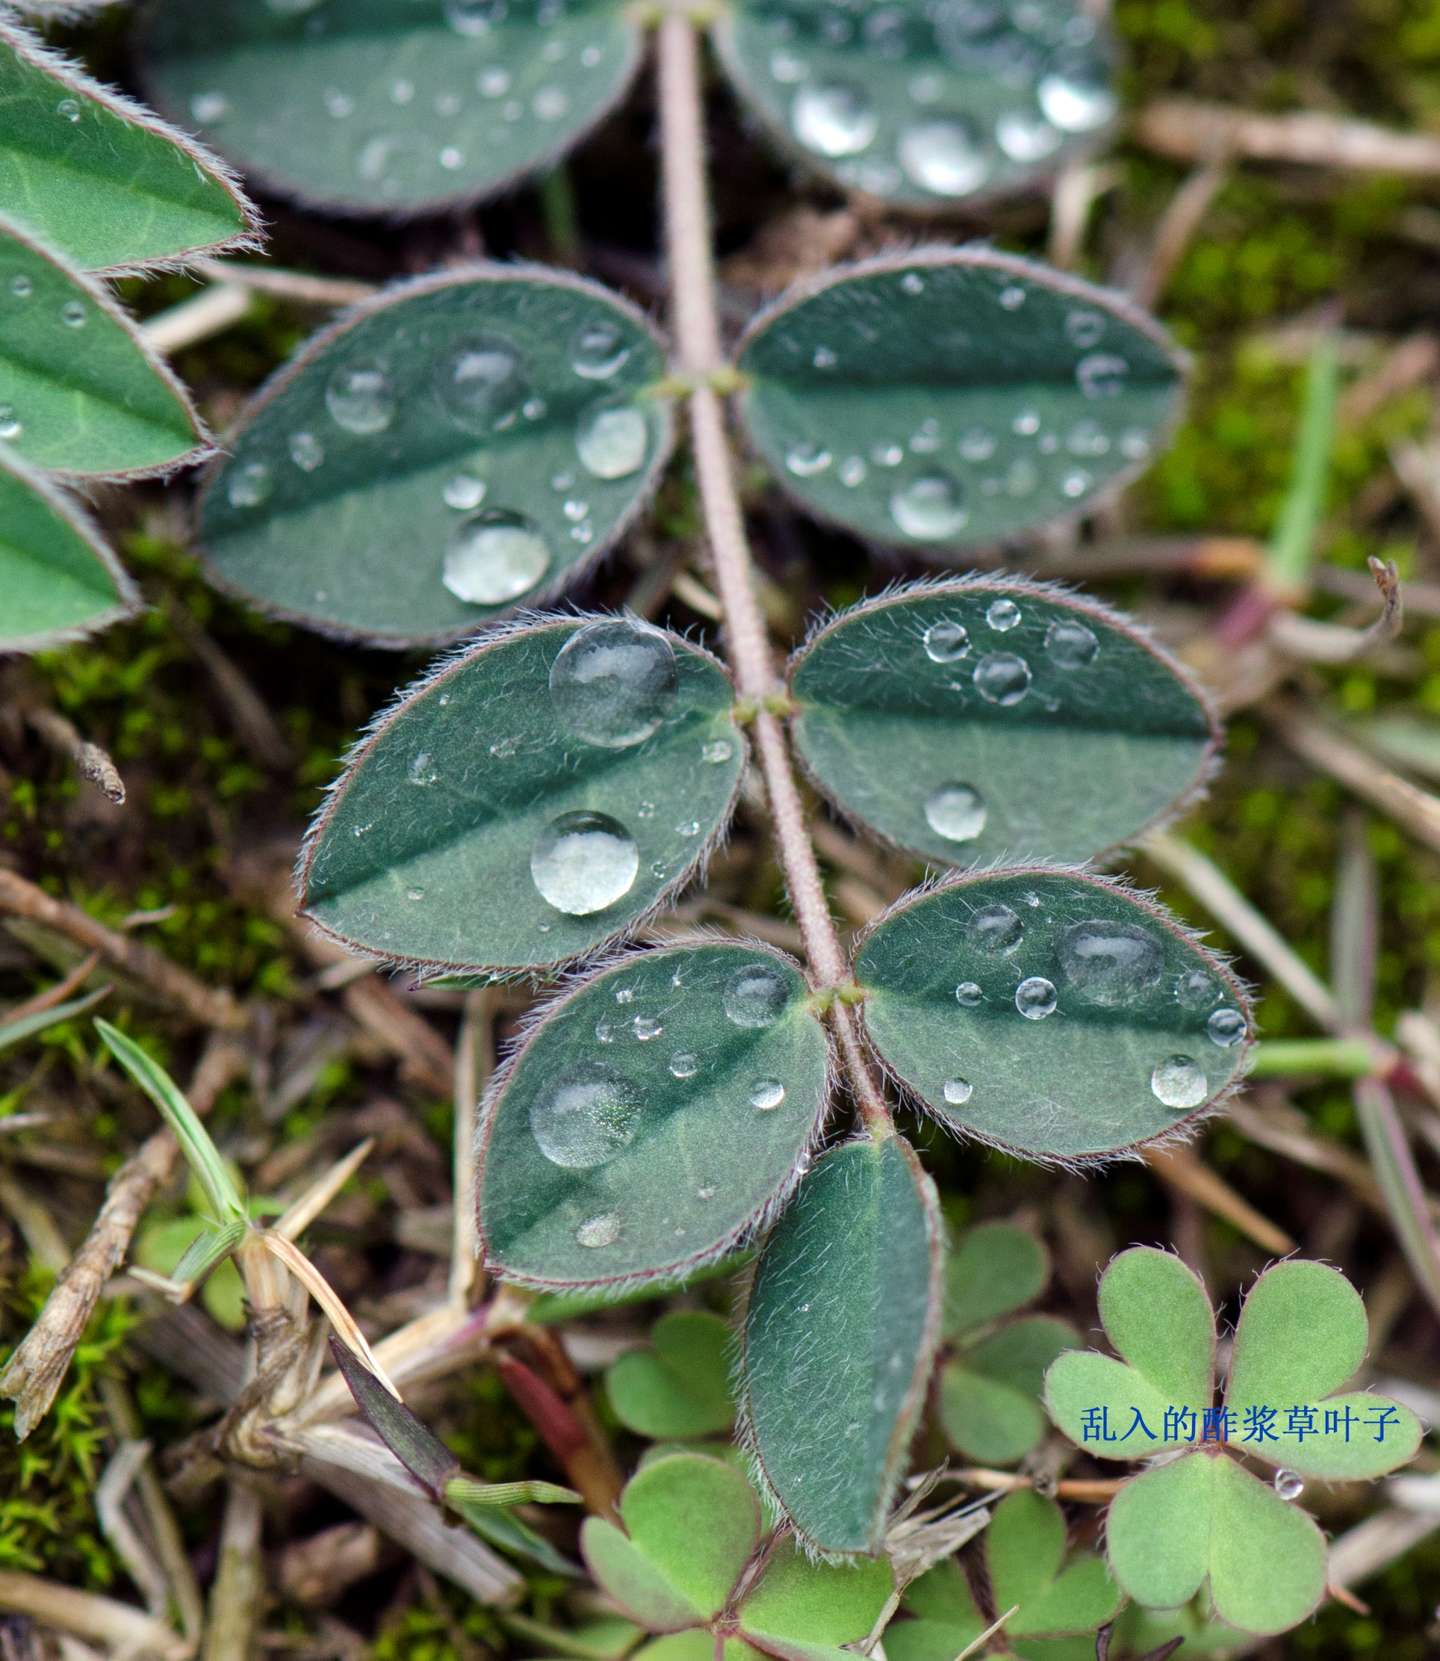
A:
[300, 617, 745, 973]
[740, 1136, 942, 1554]
[0, 444, 139, 650]
[712, 0, 1117, 211]
[854, 868, 1253, 1161]
[140, 0, 642, 215]
[0, 213, 207, 477]
[478, 940, 830, 1290]
[606, 1311, 736, 1439]
[199, 267, 672, 645]
[0, 20, 258, 273]
[736, 249, 1183, 550]
[789, 578, 1218, 866]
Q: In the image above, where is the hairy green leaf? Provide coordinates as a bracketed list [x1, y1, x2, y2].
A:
[939, 1315, 1075, 1465]
[140, 0, 641, 215]
[300, 618, 744, 973]
[855, 869, 1252, 1160]
[0, 445, 138, 651]
[198, 267, 672, 646]
[0, 19, 258, 272]
[789, 579, 1218, 865]
[740, 1136, 941, 1554]
[0, 214, 207, 478]
[736, 249, 1183, 550]
[478, 941, 829, 1290]
[606, 1311, 736, 1439]
[713, 1, 1116, 211]
[737, 1540, 892, 1660]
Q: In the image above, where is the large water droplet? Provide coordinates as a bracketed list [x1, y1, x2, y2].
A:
[943, 1077, 974, 1105]
[530, 1067, 640, 1168]
[576, 1210, 622, 1248]
[443, 510, 550, 604]
[530, 811, 638, 915]
[792, 83, 877, 156]
[56, 97, 81, 123]
[1059, 920, 1164, 1007]
[1045, 617, 1099, 667]
[1015, 976, 1057, 1020]
[1076, 352, 1129, 399]
[577, 400, 648, 479]
[970, 903, 1023, 952]
[986, 598, 1021, 632]
[925, 783, 986, 843]
[326, 360, 395, 434]
[9, 275, 32, 300]
[436, 335, 524, 432]
[892, 471, 968, 539]
[898, 117, 986, 196]
[973, 652, 1032, 706]
[549, 619, 677, 748]
[1038, 59, 1117, 133]
[924, 620, 970, 662]
[750, 1077, 786, 1111]
[955, 981, 983, 1007]
[725, 963, 789, 1028]
[1207, 1008, 1247, 1048]
[1151, 1055, 1207, 1110]
[571, 319, 630, 380]
[1274, 1470, 1304, 1502]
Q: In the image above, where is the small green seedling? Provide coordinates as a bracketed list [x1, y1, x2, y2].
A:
[1044, 1249, 1423, 1637]
[607, 1311, 736, 1442]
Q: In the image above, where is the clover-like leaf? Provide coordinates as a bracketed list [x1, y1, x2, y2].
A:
[735, 249, 1183, 552]
[299, 618, 745, 974]
[0, 19, 258, 273]
[140, 0, 642, 215]
[737, 1538, 892, 1661]
[478, 941, 830, 1291]
[198, 267, 672, 646]
[711, 0, 1117, 210]
[0, 445, 139, 651]
[607, 1311, 736, 1440]
[945, 1222, 1048, 1337]
[0, 213, 207, 478]
[855, 869, 1252, 1161]
[1111, 1600, 1249, 1659]
[788, 578, 1219, 866]
[940, 1315, 1076, 1467]
[739, 1136, 942, 1554]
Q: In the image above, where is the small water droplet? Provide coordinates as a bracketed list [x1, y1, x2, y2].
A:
[892, 471, 968, 539]
[750, 1077, 786, 1110]
[872, 442, 904, 468]
[786, 440, 832, 477]
[59, 299, 86, 329]
[970, 904, 1023, 952]
[445, 0, 502, 34]
[943, 1077, 973, 1105]
[792, 82, 877, 156]
[973, 652, 1032, 706]
[1065, 309, 1107, 350]
[996, 107, 1061, 162]
[812, 346, 838, 371]
[439, 145, 464, 170]
[925, 782, 986, 843]
[9, 275, 32, 300]
[1038, 59, 1117, 133]
[923, 620, 970, 663]
[571, 319, 631, 380]
[696, 1184, 717, 1201]
[725, 963, 789, 1028]
[227, 460, 272, 510]
[549, 619, 677, 748]
[1076, 352, 1129, 399]
[955, 981, 983, 1007]
[191, 90, 230, 124]
[900, 271, 925, 295]
[443, 510, 550, 605]
[898, 117, 986, 196]
[1207, 1008, 1247, 1048]
[1061, 468, 1091, 499]
[1060, 920, 1164, 1007]
[576, 1210, 622, 1248]
[56, 98, 80, 123]
[632, 1015, 663, 1042]
[702, 738, 734, 764]
[958, 428, 996, 462]
[287, 430, 323, 471]
[986, 597, 1021, 632]
[1, 401, 27, 438]
[478, 67, 511, 97]
[408, 751, 437, 787]
[436, 335, 524, 432]
[595, 1019, 615, 1044]
[1176, 969, 1219, 1009]
[838, 455, 866, 486]
[669, 1051, 699, 1079]
[1015, 975, 1058, 1019]
[530, 811, 638, 916]
[576, 399, 648, 479]
[999, 284, 1027, 311]
[676, 819, 700, 838]
[442, 473, 486, 510]
[323, 87, 355, 120]
[531, 1066, 640, 1167]
[1274, 1470, 1304, 1501]
[1045, 617, 1099, 667]
[533, 85, 569, 120]
[615, 987, 635, 1005]
[1151, 1055, 1207, 1110]
[405, 886, 425, 902]
[326, 360, 394, 434]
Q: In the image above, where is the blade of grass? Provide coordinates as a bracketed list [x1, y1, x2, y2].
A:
[1265, 334, 1341, 599]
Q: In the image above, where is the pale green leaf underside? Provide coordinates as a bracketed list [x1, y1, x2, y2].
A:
[741, 1137, 940, 1554]
[737, 249, 1182, 550]
[0, 21, 254, 272]
[140, 0, 640, 214]
[0, 445, 137, 650]
[199, 268, 672, 646]
[1099, 1246, 1216, 1406]
[606, 1311, 735, 1439]
[739, 1543, 893, 1651]
[300, 620, 744, 972]
[713, 0, 1116, 210]
[479, 942, 829, 1289]
[618, 1454, 761, 1621]
[789, 580, 1216, 865]
[1044, 1350, 1195, 1461]
[943, 1313, 1076, 1462]
[944, 1220, 1047, 1335]
[582, 1519, 707, 1633]
[855, 869, 1252, 1159]
[0, 215, 204, 477]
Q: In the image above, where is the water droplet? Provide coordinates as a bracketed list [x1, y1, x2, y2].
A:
[792, 83, 877, 156]
[1076, 352, 1129, 399]
[1207, 1008, 1247, 1048]
[576, 399, 647, 479]
[923, 621, 970, 665]
[702, 738, 734, 764]
[478, 66, 511, 97]
[999, 284, 1027, 311]
[1065, 309, 1107, 350]
[1151, 1055, 1207, 1110]
[531, 1066, 640, 1168]
[389, 77, 415, 105]
[442, 472, 486, 511]
[973, 652, 1032, 706]
[56, 98, 80, 123]
[408, 751, 438, 787]
[725, 963, 789, 1029]
[9, 274, 32, 300]
[595, 1019, 615, 1044]
[955, 981, 983, 1007]
[571, 319, 631, 380]
[970, 904, 1023, 952]
[872, 442, 904, 468]
[925, 783, 986, 843]
[669, 1052, 699, 1080]
[615, 987, 635, 1005]
[323, 88, 355, 120]
[696, 1184, 717, 1201]
[900, 271, 926, 295]
[60, 299, 86, 329]
[534, 85, 569, 120]
[1038, 59, 1117, 133]
[227, 461, 272, 510]
[445, 0, 502, 34]
[530, 811, 638, 916]
[191, 90, 231, 124]
[1045, 617, 1099, 668]
[986, 597, 1021, 632]
[1015, 976, 1057, 1019]
[1120, 428, 1152, 461]
[405, 886, 425, 902]
[326, 360, 395, 434]
[439, 145, 464, 171]
[549, 619, 677, 748]
[443, 510, 550, 605]
[1274, 1470, 1304, 1501]
[576, 1210, 622, 1248]
[1059, 920, 1164, 1007]
[943, 1077, 973, 1105]
[632, 1015, 663, 1042]
[288, 430, 324, 471]
[813, 346, 838, 371]
[786, 440, 832, 477]
[266, 0, 324, 11]
[0, 402, 24, 439]
[750, 1077, 786, 1111]
[1175, 969, 1219, 1010]
[436, 335, 524, 432]
[898, 117, 986, 196]
[892, 471, 968, 539]
[1061, 469, 1091, 499]
[996, 107, 1061, 162]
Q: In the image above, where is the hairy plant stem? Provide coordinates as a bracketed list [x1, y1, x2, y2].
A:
[656, 7, 892, 1139]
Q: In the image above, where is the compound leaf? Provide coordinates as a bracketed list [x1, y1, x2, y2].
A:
[582, 1521, 707, 1633]
[0, 445, 138, 651]
[943, 1220, 1048, 1336]
[736, 249, 1183, 551]
[854, 868, 1253, 1160]
[789, 578, 1218, 866]
[740, 1136, 942, 1554]
[606, 1311, 736, 1439]
[198, 267, 672, 646]
[478, 941, 829, 1290]
[987, 1489, 1120, 1637]
[140, 0, 641, 215]
[1104, 1455, 1210, 1615]
[712, 0, 1117, 210]
[940, 1315, 1076, 1465]
[0, 213, 207, 478]
[300, 618, 745, 974]
[1099, 1246, 1216, 1407]
[0, 19, 258, 273]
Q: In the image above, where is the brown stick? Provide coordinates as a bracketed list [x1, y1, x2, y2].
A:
[24, 709, 126, 805]
[495, 1331, 623, 1518]
[1138, 99, 1440, 177]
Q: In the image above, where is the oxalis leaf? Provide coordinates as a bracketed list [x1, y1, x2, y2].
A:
[139, 0, 642, 216]
[0, 444, 139, 652]
[0, 212, 207, 478]
[0, 19, 259, 274]
[788, 577, 1219, 866]
[735, 247, 1183, 551]
[478, 939, 830, 1291]
[300, 616, 745, 973]
[739, 1135, 942, 1555]
[606, 1310, 736, 1440]
[853, 868, 1253, 1162]
[197, 266, 672, 646]
[712, 0, 1117, 210]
